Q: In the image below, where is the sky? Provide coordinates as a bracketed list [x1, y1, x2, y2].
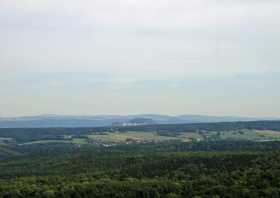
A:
[0, 0, 280, 117]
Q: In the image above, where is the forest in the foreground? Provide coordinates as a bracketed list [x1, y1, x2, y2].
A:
[1, 121, 280, 197]
[1, 142, 280, 197]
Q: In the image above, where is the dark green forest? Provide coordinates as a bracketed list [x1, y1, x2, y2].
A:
[1, 142, 280, 197]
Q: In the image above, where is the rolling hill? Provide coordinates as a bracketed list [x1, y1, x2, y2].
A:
[0, 114, 277, 128]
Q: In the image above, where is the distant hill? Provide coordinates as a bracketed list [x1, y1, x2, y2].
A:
[0, 114, 278, 128]
[112, 117, 156, 127]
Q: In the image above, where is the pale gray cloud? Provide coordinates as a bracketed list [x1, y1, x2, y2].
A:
[0, 0, 279, 116]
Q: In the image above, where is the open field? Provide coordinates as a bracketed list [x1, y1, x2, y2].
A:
[1, 121, 280, 149]
[72, 138, 88, 145]
[87, 131, 180, 143]
[21, 138, 89, 145]
[255, 130, 280, 138]
[177, 132, 204, 142]
[18, 129, 280, 147]
[21, 140, 71, 145]
[219, 129, 280, 141]
[87, 130, 280, 144]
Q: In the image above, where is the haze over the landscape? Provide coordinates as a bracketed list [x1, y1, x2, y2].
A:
[1, 0, 280, 117]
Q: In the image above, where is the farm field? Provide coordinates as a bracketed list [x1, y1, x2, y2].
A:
[20, 140, 71, 145]
[10, 129, 280, 147]
[87, 131, 180, 143]
[85, 129, 280, 145]
[219, 129, 280, 141]
[86, 131, 216, 144]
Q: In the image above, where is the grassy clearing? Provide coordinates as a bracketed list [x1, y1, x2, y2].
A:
[21, 140, 71, 145]
[178, 132, 204, 142]
[8, 129, 280, 147]
[88, 131, 179, 143]
[22, 138, 89, 146]
[72, 138, 88, 145]
[219, 130, 280, 141]
[219, 130, 258, 140]
[255, 130, 280, 138]
[88, 131, 206, 143]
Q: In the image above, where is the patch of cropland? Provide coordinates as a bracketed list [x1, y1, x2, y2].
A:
[86, 129, 280, 145]
[0, 120, 279, 142]
[0, 120, 280, 159]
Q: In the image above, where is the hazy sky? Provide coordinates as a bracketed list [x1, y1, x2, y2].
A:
[1, 0, 280, 117]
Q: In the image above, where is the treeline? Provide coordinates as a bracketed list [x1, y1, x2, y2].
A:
[115, 120, 280, 133]
[3, 139, 280, 161]
[13, 140, 280, 158]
